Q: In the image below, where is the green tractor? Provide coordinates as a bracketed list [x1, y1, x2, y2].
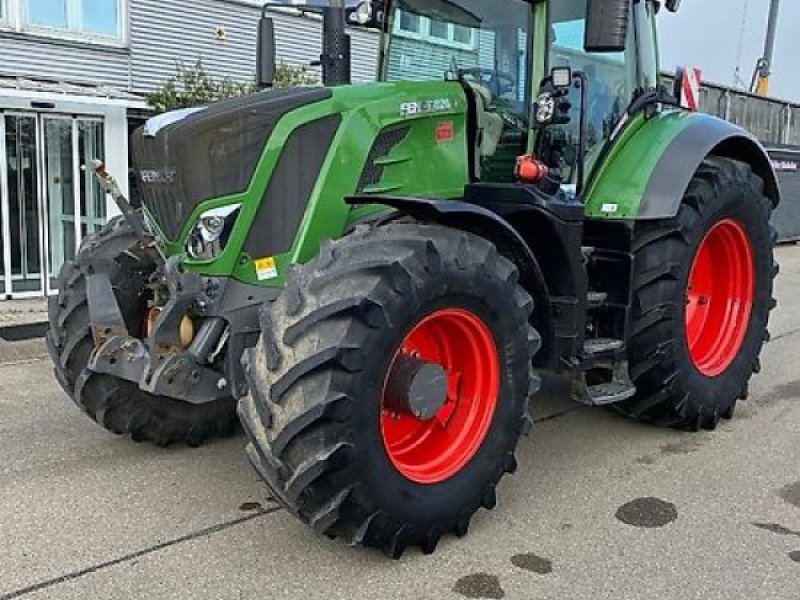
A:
[47, 0, 779, 557]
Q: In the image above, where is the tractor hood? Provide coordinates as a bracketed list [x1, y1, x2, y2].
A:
[132, 87, 332, 240]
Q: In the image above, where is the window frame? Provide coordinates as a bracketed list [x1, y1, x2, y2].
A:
[393, 9, 476, 51]
[0, 0, 17, 28]
[1, 0, 128, 46]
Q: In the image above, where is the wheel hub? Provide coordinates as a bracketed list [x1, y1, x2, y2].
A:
[380, 308, 500, 485]
[384, 354, 449, 421]
[685, 218, 755, 377]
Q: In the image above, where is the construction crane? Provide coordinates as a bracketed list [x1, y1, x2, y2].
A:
[751, 0, 781, 96]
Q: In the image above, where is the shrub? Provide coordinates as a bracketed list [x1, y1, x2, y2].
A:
[145, 59, 318, 113]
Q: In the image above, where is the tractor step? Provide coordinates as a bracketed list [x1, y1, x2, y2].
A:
[585, 380, 637, 406]
[583, 337, 623, 357]
[587, 292, 608, 309]
[573, 338, 636, 406]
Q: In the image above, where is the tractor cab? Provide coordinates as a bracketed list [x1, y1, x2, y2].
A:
[375, 0, 661, 190]
[380, 0, 535, 182]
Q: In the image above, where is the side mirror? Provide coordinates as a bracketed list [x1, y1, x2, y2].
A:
[584, 0, 630, 53]
[257, 14, 276, 89]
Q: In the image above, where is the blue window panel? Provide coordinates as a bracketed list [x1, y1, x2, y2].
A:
[28, 0, 68, 28]
[81, 0, 119, 36]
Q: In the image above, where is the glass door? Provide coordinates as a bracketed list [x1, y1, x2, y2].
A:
[78, 119, 107, 238]
[0, 116, 7, 297]
[44, 117, 107, 293]
[3, 114, 44, 297]
[44, 116, 77, 292]
[0, 112, 107, 298]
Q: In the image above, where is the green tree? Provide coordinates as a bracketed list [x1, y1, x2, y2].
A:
[145, 59, 318, 113]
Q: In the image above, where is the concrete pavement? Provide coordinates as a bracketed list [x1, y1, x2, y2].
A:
[0, 299, 48, 329]
[0, 248, 798, 600]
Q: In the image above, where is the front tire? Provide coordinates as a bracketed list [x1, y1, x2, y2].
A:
[47, 216, 237, 446]
[239, 223, 540, 557]
[617, 157, 777, 430]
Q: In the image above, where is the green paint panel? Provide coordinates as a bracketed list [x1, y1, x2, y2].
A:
[164, 81, 469, 287]
[584, 109, 696, 219]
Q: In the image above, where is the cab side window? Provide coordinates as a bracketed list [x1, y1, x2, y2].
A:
[547, 0, 637, 182]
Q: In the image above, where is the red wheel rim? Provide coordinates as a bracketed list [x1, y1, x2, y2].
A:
[381, 308, 500, 485]
[685, 219, 755, 377]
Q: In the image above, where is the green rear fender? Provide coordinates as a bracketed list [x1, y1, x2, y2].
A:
[585, 110, 780, 220]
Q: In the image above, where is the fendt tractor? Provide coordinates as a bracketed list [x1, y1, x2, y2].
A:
[47, 0, 779, 557]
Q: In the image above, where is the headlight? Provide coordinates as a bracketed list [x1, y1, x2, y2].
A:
[187, 204, 241, 260]
[535, 92, 556, 125]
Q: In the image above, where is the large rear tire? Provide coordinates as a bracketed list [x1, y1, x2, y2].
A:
[239, 223, 540, 557]
[47, 216, 237, 446]
[617, 157, 777, 430]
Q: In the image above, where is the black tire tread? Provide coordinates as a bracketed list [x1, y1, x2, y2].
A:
[239, 223, 539, 557]
[47, 215, 237, 446]
[618, 157, 777, 430]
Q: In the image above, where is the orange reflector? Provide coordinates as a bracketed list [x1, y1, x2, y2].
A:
[515, 155, 549, 183]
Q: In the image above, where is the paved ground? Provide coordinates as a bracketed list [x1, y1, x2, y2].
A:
[1, 248, 799, 600]
[0, 299, 48, 329]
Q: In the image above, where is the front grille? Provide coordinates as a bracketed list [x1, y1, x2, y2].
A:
[131, 87, 333, 241]
[243, 115, 342, 258]
[134, 169, 187, 240]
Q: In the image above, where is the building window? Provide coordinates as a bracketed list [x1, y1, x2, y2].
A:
[429, 19, 448, 40]
[398, 10, 421, 34]
[453, 24, 472, 45]
[28, 0, 67, 29]
[395, 10, 475, 49]
[21, 0, 125, 42]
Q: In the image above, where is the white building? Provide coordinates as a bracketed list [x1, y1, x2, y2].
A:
[0, 0, 380, 299]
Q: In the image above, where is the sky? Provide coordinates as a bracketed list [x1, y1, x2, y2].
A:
[658, 0, 800, 102]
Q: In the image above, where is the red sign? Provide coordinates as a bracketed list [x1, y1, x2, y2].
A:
[680, 67, 702, 111]
[436, 121, 455, 142]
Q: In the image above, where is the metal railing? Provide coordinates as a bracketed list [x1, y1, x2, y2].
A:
[662, 73, 799, 147]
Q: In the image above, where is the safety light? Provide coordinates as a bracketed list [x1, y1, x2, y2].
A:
[551, 66, 572, 89]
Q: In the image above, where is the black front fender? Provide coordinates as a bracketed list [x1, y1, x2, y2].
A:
[346, 194, 556, 365]
[346, 195, 545, 290]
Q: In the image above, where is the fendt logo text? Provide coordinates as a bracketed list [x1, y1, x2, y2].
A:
[140, 169, 178, 184]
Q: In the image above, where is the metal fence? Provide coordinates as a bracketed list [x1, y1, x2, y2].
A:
[662, 74, 799, 146]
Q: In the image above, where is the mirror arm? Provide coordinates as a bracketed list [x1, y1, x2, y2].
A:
[573, 71, 589, 196]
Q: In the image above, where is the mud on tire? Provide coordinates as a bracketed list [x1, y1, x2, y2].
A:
[616, 157, 777, 430]
[239, 223, 541, 557]
[47, 215, 237, 446]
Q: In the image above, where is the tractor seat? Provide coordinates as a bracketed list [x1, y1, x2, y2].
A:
[465, 81, 504, 158]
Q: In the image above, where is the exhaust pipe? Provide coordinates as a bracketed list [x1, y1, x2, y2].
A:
[320, 1, 352, 86]
[257, 9, 277, 89]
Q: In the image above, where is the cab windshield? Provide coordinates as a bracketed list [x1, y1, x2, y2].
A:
[381, 0, 533, 114]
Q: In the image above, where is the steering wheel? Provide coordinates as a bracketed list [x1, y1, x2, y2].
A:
[457, 68, 516, 98]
